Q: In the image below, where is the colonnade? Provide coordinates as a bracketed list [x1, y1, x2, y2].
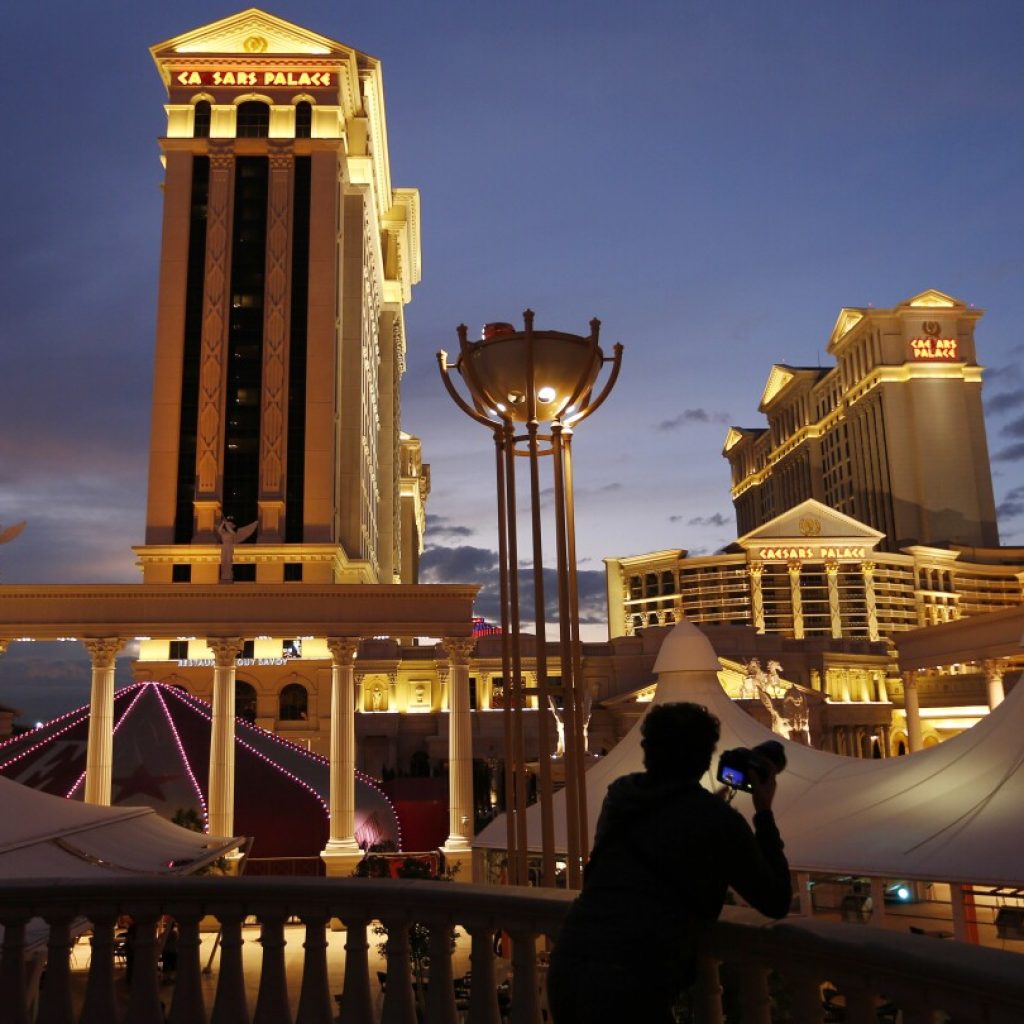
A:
[21, 632, 477, 877]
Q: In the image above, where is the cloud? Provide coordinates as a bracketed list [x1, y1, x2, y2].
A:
[686, 512, 731, 528]
[999, 413, 1024, 439]
[993, 442, 1024, 463]
[654, 409, 730, 432]
[425, 514, 474, 540]
[997, 486, 1024, 521]
[419, 543, 606, 627]
[986, 388, 1024, 417]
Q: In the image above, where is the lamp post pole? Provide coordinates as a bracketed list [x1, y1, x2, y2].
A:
[439, 312, 622, 888]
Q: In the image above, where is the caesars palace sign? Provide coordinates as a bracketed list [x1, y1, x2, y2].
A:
[175, 69, 333, 88]
[753, 546, 868, 562]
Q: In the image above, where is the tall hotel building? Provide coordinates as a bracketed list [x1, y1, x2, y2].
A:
[137, 10, 424, 587]
[606, 293, 1023, 648]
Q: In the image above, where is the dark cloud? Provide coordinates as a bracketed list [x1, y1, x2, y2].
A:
[999, 413, 1024, 439]
[687, 513, 731, 528]
[425, 514, 474, 540]
[420, 543, 606, 627]
[655, 409, 730, 432]
[993, 442, 1024, 463]
[997, 486, 1024, 521]
[985, 389, 1024, 417]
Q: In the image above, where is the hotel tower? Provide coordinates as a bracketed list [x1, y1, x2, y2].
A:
[137, 9, 424, 587]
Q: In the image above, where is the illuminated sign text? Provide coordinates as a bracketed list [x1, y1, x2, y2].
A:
[755, 546, 867, 562]
[175, 69, 332, 88]
[910, 338, 959, 360]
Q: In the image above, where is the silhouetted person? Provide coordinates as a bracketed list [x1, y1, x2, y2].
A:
[546, 702, 791, 1024]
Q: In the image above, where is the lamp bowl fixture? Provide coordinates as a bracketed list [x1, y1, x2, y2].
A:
[441, 311, 616, 428]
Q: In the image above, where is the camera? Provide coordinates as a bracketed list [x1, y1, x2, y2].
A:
[716, 740, 787, 792]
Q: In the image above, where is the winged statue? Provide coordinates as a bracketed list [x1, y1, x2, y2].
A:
[217, 517, 258, 582]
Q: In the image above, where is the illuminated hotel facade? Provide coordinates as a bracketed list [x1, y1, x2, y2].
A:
[723, 290, 998, 551]
[606, 292, 1023, 748]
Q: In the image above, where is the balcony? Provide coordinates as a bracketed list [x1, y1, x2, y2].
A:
[3, 877, 1024, 1023]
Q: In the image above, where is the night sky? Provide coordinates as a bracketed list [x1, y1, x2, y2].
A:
[1, 1, 1023, 723]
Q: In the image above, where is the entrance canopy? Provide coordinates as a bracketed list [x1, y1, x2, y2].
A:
[0, 775, 241, 878]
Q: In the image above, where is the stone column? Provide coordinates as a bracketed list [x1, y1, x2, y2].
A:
[902, 671, 923, 753]
[825, 560, 842, 639]
[861, 561, 880, 641]
[878, 725, 890, 758]
[442, 638, 476, 873]
[207, 637, 243, 837]
[322, 638, 362, 876]
[747, 562, 765, 634]
[83, 638, 124, 806]
[788, 561, 804, 639]
[983, 660, 1005, 710]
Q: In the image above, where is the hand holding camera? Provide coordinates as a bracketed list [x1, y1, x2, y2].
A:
[717, 740, 786, 813]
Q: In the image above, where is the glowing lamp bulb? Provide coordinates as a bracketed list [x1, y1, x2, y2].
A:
[537, 386, 556, 404]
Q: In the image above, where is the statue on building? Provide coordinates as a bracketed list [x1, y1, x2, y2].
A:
[371, 684, 385, 711]
[740, 659, 762, 699]
[548, 697, 566, 758]
[740, 658, 809, 742]
[216, 517, 257, 582]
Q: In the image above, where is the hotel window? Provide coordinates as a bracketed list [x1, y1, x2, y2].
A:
[283, 562, 303, 581]
[241, 640, 255, 659]
[295, 101, 312, 138]
[168, 640, 189, 660]
[279, 683, 308, 721]
[193, 100, 211, 138]
[171, 564, 192, 583]
[233, 564, 256, 582]
[236, 101, 270, 138]
[283, 639, 302, 659]
[236, 681, 257, 723]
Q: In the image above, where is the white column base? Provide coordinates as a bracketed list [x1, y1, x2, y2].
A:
[439, 846, 474, 883]
[320, 840, 364, 878]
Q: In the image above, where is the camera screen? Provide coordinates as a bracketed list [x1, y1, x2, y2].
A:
[719, 765, 746, 787]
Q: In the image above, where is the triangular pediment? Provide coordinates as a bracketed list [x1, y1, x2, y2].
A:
[738, 499, 884, 554]
[829, 307, 865, 347]
[904, 289, 961, 309]
[151, 9, 352, 59]
[759, 365, 795, 409]
[723, 427, 745, 453]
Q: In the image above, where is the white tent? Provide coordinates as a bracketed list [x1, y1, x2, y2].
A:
[475, 621, 1024, 887]
[0, 775, 242, 878]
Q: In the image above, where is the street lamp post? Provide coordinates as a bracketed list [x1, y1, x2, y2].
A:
[438, 312, 622, 888]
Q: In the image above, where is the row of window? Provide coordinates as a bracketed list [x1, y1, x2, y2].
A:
[167, 638, 303, 660]
[171, 563, 303, 582]
[193, 100, 313, 139]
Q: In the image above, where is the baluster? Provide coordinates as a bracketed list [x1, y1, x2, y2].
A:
[380, 917, 417, 1024]
[338, 917, 373, 1024]
[253, 910, 291, 1024]
[0, 916, 30, 1024]
[36, 915, 75, 1024]
[508, 929, 539, 1024]
[466, 925, 501, 1024]
[210, 912, 249, 1024]
[124, 911, 165, 1024]
[736, 963, 771, 1024]
[167, 909, 207, 1024]
[294, 911, 333, 1024]
[425, 918, 458, 1024]
[79, 913, 117, 1024]
[692, 956, 724, 1024]
[784, 970, 824, 1024]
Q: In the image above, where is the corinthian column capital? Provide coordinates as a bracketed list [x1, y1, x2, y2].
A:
[83, 637, 124, 670]
[327, 638, 360, 664]
[442, 637, 475, 666]
[207, 637, 243, 668]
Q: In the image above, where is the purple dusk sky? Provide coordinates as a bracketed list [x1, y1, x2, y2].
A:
[1, 1, 1023, 722]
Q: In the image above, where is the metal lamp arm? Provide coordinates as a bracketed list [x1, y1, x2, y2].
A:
[437, 351, 498, 430]
[565, 343, 623, 428]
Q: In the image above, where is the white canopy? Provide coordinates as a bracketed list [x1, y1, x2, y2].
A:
[476, 621, 1024, 887]
[0, 775, 242, 878]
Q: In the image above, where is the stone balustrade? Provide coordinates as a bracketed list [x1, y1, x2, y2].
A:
[1, 876, 1023, 1023]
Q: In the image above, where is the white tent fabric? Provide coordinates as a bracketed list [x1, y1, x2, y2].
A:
[0, 775, 242, 878]
[475, 621, 1024, 887]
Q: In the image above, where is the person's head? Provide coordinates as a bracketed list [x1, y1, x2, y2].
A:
[641, 702, 720, 781]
